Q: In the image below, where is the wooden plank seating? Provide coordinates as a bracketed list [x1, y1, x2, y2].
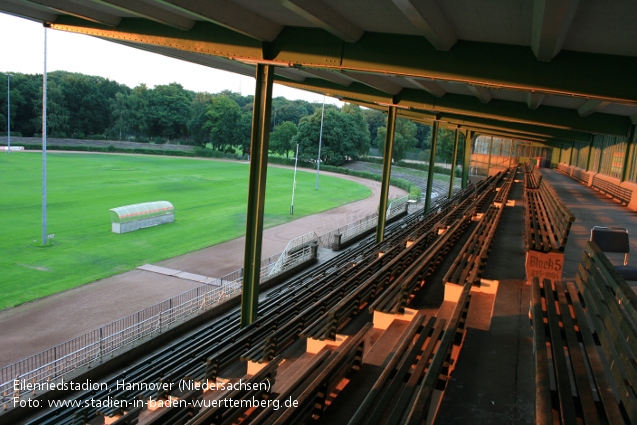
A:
[185, 356, 281, 425]
[530, 241, 637, 424]
[524, 179, 575, 253]
[144, 389, 203, 425]
[443, 205, 503, 287]
[524, 162, 542, 190]
[571, 167, 591, 185]
[246, 324, 370, 425]
[109, 405, 144, 425]
[252, 175, 503, 359]
[350, 281, 473, 425]
[369, 215, 471, 315]
[592, 175, 632, 205]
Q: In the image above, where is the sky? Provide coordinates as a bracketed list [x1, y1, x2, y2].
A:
[0, 13, 341, 105]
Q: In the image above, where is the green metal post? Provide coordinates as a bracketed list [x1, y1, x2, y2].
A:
[240, 64, 274, 328]
[596, 137, 604, 173]
[569, 141, 575, 166]
[585, 135, 594, 171]
[621, 125, 637, 182]
[448, 129, 460, 198]
[376, 106, 397, 244]
[462, 131, 473, 189]
[487, 136, 493, 175]
[425, 121, 439, 211]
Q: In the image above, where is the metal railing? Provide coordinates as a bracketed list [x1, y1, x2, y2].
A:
[0, 250, 300, 407]
[267, 232, 318, 277]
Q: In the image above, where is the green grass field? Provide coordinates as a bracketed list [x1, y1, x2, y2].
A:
[0, 152, 371, 309]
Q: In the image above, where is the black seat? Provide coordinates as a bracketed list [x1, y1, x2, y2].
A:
[590, 226, 637, 281]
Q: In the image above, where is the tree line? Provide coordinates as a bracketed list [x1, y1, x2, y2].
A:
[1, 71, 461, 165]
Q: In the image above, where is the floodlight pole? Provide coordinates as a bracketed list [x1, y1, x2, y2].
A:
[291, 143, 299, 215]
[6, 74, 10, 154]
[315, 96, 325, 190]
[42, 27, 48, 245]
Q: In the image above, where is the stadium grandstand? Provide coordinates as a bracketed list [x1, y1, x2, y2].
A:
[1, 1, 637, 424]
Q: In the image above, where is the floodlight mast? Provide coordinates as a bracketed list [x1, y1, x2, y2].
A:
[291, 143, 299, 215]
[42, 27, 48, 245]
[6, 74, 9, 154]
[315, 95, 325, 190]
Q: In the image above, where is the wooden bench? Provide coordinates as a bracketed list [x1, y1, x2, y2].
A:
[186, 356, 280, 425]
[524, 179, 574, 253]
[443, 204, 503, 287]
[530, 241, 637, 424]
[571, 168, 591, 185]
[247, 324, 369, 425]
[350, 282, 473, 425]
[592, 175, 632, 205]
[524, 162, 542, 189]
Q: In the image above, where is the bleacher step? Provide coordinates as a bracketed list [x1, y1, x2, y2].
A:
[363, 317, 413, 367]
[271, 351, 323, 394]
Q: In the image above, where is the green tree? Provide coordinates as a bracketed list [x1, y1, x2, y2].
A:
[436, 128, 456, 164]
[363, 108, 386, 148]
[146, 83, 192, 140]
[107, 92, 130, 140]
[127, 84, 150, 139]
[342, 103, 370, 157]
[187, 92, 212, 145]
[46, 81, 70, 137]
[296, 108, 361, 166]
[376, 117, 418, 162]
[270, 121, 298, 158]
[204, 95, 242, 150]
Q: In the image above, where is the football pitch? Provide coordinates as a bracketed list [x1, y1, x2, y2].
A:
[0, 152, 371, 309]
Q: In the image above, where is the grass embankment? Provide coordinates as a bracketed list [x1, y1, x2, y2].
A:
[0, 153, 371, 309]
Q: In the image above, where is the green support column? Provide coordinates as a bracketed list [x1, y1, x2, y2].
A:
[462, 131, 473, 189]
[240, 64, 274, 328]
[448, 129, 460, 198]
[569, 141, 575, 166]
[621, 125, 637, 182]
[558, 145, 563, 163]
[425, 121, 439, 211]
[595, 138, 603, 172]
[376, 106, 397, 244]
[585, 135, 594, 171]
[487, 136, 493, 175]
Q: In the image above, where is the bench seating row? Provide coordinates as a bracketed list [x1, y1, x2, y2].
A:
[531, 241, 637, 424]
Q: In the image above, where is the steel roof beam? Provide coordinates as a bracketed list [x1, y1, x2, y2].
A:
[577, 99, 611, 117]
[30, 0, 121, 26]
[526, 92, 545, 110]
[154, 0, 282, 42]
[467, 85, 492, 104]
[279, 0, 363, 42]
[87, 0, 195, 30]
[47, 19, 637, 105]
[532, 0, 580, 62]
[391, 0, 456, 51]
[301, 69, 354, 87]
[335, 95, 590, 142]
[342, 71, 403, 95]
[405, 77, 446, 98]
[3, 0, 57, 22]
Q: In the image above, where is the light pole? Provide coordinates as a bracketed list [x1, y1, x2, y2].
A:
[42, 27, 48, 245]
[315, 96, 325, 190]
[6, 73, 10, 154]
[290, 143, 299, 215]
